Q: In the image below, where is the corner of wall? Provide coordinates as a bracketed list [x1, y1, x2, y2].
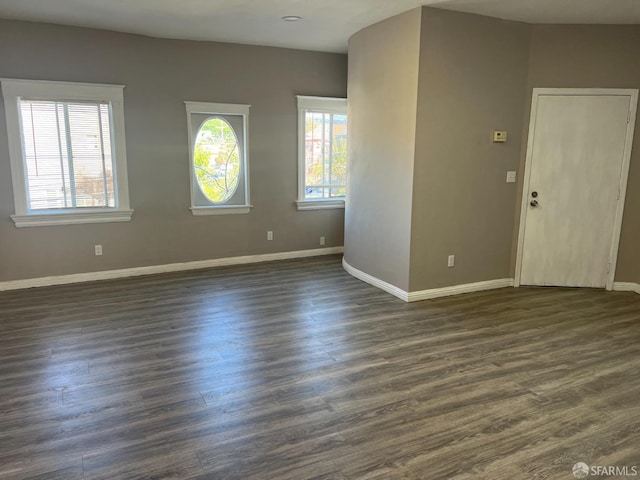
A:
[344, 6, 423, 293]
[408, 8, 532, 293]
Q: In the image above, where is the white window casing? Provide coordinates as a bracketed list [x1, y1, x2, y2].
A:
[185, 101, 251, 216]
[296, 95, 347, 211]
[1, 79, 133, 227]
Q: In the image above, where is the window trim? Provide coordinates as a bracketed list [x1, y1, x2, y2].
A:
[296, 95, 347, 211]
[1, 78, 133, 227]
[185, 101, 251, 216]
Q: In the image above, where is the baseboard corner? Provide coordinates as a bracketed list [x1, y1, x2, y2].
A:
[341, 258, 515, 303]
[341, 258, 409, 302]
[612, 282, 640, 295]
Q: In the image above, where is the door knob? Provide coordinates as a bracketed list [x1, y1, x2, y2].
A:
[530, 200, 539, 207]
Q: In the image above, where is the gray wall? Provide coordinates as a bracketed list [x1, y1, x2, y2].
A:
[0, 19, 347, 282]
[513, 24, 640, 284]
[410, 8, 531, 291]
[344, 9, 422, 292]
[347, 9, 639, 293]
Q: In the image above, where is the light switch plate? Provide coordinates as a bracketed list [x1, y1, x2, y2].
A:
[506, 171, 517, 183]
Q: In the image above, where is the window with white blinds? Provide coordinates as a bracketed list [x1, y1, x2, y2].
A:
[1, 79, 132, 227]
[20, 100, 116, 210]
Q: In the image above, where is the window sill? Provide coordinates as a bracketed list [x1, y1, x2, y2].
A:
[11, 209, 134, 228]
[296, 199, 345, 211]
[191, 205, 252, 216]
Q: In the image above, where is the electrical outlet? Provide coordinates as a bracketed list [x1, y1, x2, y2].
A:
[448, 255, 455, 268]
[320, 236, 326, 246]
[267, 231, 273, 241]
[95, 245, 103, 256]
[493, 130, 507, 143]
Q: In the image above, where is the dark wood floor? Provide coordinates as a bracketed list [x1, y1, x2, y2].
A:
[0, 255, 639, 479]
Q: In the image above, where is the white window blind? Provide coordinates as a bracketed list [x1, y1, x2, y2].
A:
[19, 99, 116, 211]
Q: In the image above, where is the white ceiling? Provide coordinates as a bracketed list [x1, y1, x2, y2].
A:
[0, 0, 638, 53]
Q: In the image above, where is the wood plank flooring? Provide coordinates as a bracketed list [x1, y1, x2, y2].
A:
[0, 255, 639, 479]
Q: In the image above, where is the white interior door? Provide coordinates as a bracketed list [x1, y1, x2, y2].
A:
[518, 90, 637, 288]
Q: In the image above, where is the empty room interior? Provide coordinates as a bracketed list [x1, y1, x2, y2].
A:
[1, 0, 639, 478]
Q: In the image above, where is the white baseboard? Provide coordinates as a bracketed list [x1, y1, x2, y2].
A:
[407, 278, 515, 302]
[342, 258, 409, 301]
[0, 247, 344, 292]
[613, 282, 640, 294]
[342, 258, 514, 303]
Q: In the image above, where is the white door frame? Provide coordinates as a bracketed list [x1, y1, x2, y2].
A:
[515, 88, 638, 290]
